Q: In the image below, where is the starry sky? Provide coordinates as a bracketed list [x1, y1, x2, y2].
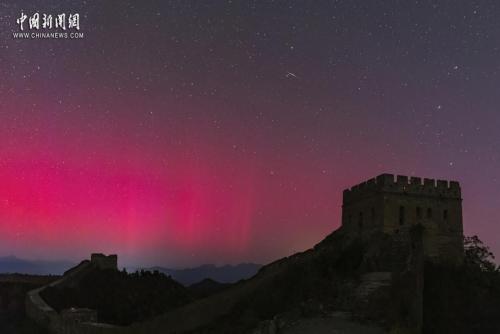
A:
[0, 1, 499, 267]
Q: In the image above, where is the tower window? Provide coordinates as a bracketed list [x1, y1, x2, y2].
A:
[427, 208, 433, 219]
[416, 207, 422, 219]
[443, 209, 448, 220]
[358, 212, 363, 229]
[399, 206, 405, 225]
[371, 207, 375, 222]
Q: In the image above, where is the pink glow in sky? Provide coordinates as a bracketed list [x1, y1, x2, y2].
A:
[0, 97, 346, 267]
[1, 2, 499, 267]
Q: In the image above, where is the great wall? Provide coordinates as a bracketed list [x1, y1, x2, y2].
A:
[25, 254, 124, 334]
[25, 174, 465, 334]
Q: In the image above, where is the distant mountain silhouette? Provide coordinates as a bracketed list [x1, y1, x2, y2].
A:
[136, 263, 262, 286]
[0, 256, 74, 275]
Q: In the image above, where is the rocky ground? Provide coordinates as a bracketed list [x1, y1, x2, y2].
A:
[282, 317, 384, 334]
[254, 312, 385, 334]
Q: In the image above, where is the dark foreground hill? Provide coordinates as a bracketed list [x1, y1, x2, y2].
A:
[125, 228, 500, 334]
[128, 228, 406, 333]
[188, 278, 231, 299]
[40, 269, 193, 326]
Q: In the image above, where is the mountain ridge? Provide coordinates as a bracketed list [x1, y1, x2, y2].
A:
[0, 255, 75, 275]
[135, 263, 262, 286]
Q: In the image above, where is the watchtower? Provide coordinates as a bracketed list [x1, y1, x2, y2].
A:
[90, 253, 118, 270]
[342, 174, 463, 263]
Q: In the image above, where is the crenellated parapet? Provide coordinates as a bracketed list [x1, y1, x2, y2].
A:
[343, 173, 461, 205]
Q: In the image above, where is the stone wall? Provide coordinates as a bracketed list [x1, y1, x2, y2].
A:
[25, 255, 125, 334]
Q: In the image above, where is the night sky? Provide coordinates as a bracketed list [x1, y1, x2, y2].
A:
[0, 1, 499, 267]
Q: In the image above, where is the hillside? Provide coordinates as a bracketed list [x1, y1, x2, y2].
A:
[128, 228, 410, 333]
[123, 227, 500, 334]
[40, 268, 193, 326]
[188, 278, 232, 299]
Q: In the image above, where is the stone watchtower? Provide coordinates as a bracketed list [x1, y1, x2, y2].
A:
[342, 174, 464, 263]
[90, 253, 118, 270]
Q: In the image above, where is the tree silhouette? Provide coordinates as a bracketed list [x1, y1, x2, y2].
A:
[463, 235, 497, 272]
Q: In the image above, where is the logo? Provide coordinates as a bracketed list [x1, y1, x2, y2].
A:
[13, 11, 84, 39]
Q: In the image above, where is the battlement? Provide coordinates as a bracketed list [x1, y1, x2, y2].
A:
[90, 253, 118, 270]
[343, 173, 461, 204]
